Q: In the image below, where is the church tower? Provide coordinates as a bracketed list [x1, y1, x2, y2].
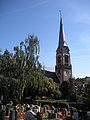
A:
[55, 16, 72, 84]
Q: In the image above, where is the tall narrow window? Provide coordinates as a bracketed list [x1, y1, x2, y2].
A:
[65, 55, 68, 65]
[58, 56, 61, 65]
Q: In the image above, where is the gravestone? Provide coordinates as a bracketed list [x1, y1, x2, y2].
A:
[3, 105, 6, 112]
[73, 111, 79, 120]
[43, 107, 46, 113]
[9, 110, 15, 120]
[0, 110, 5, 120]
[25, 110, 37, 120]
[14, 106, 18, 120]
[0, 101, 3, 110]
[15, 110, 18, 120]
[1, 95, 3, 100]
[38, 106, 40, 113]
[6, 106, 10, 116]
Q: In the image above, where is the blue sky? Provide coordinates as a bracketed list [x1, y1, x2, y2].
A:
[0, 0, 90, 78]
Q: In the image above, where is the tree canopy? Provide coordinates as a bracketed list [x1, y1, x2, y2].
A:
[0, 34, 61, 103]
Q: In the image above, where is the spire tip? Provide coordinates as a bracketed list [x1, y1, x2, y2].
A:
[59, 10, 62, 18]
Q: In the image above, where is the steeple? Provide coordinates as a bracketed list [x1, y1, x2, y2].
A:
[57, 16, 68, 51]
[55, 14, 72, 84]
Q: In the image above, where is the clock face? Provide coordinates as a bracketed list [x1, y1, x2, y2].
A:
[64, 70, 68, 76]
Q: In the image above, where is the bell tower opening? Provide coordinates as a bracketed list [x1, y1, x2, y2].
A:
[58, 56, 61, 65]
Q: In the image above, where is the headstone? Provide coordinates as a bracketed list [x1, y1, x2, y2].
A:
[43, 107, 46, 113]
[87, 111, 90, 120]
[73, 112, 79, 120]
[0, 110, 5, 120]
[9, 110, 15, 120]
[6, 106, 10, 116]
[1, 95, 3, 101]
[38, 106, 40, 113]
[24, 110, 37, 120]
[48, 112, 52, 118]
[3, 105, 6, 112]
[0, 101, 3, 110]
[15, 110, 18, 120]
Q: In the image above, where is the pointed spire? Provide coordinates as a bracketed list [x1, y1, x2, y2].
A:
[58, 13, 68, 50]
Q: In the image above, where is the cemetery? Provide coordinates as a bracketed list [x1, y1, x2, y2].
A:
[0, 96, 90, 120]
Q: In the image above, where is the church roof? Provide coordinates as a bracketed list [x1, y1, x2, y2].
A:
[57, 16, 68, 50]
[41, 70, 59, 83]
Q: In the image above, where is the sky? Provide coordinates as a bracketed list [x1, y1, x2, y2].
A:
[0, 0, 90, 78]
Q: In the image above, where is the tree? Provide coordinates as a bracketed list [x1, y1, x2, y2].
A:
[60, 81, 72, 99]
[86, 82, 90, 110]
[40, 77, 61, 99]
[0, 34, 62, 103]
[13, 34, 40, 102]
[0, 75, 19, 103]
[0, 34, 40, 102]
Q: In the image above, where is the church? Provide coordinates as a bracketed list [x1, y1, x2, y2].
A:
[44, 16, 72, 84]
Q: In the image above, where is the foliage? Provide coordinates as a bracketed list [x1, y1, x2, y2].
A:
[60, 81, 72, 99]
[0, 75, 19, 103]
[0, 34, 61, 103]
[86, 81, 90, 110]
[41, 77, 61, 99]
[73, 77, 90, 110]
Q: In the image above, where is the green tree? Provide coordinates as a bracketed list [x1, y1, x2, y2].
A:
[0, 34, 40, 102]
[13, 34, 40, 101]
[0, 34, 62, 103]
[40, 77, 61, 99]
[60, 81, 72, 99]
[86, 82, 90, 110]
